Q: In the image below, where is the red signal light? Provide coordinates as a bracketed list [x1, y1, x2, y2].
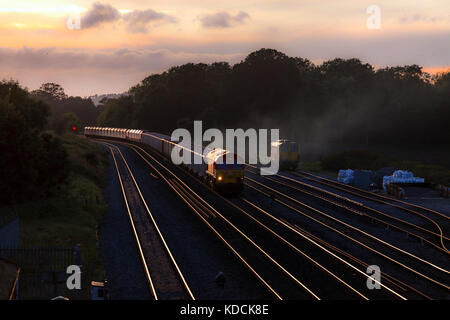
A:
[72, 126, 77, 132]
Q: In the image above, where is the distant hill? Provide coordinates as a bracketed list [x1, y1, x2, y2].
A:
[89, 93, 128, 106]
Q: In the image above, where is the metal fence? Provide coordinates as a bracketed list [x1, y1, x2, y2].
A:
[0, 245, 90, 300]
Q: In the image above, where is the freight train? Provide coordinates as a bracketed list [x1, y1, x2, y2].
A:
[84, 127, 245, 194]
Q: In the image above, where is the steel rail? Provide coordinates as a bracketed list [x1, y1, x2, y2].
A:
[247, 165, 449, 253]
[292, 170, 450, 252]
[129, 143, 400, 300]
[102, 143, 158, 299]
[244, 179, 450, 292]
[246, 168, 449, 255]
[123, 142, 296, 300]
[101, 141, 195, 300]
[296, 170, 450, 221]
[129, 142, 323, 299]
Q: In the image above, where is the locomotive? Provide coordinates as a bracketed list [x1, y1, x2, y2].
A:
[271, 139, 299, 170]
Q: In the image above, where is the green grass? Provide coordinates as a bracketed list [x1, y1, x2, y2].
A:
[15, 133, 109, 297]
[295, 161, 337, 178]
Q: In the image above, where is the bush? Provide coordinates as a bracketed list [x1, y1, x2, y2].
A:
[67, 175, 104, 212]
[84, 151, 99, 167]
[394, 161, 450, 186]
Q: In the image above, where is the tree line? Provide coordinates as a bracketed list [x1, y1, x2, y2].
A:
[32, 83, 103, 134]
[97, 48, 450, 148]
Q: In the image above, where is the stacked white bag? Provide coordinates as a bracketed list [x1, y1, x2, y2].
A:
[382, 170, 424, 190]
[338, 169, 354, 184]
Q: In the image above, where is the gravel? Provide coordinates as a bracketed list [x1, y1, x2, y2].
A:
[98, 146, 152, 300]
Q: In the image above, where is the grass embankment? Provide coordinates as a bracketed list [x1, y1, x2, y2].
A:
[296, 150, 450, 186]
[14, 133, 109, 294]
[296, 161, 336, 178]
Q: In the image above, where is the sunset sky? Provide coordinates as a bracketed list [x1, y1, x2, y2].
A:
[0, 0, 449, 96]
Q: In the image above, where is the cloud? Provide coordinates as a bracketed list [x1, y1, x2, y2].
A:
[0, 46, 245, 95]
[79, 2, 176, 33]
[81, 2, 120, 29]
[2, 30, 449, 75]
[284, 31, 450, 68]
[199, 11, 250, 28]
[235, 11, 251, 23]
[123, 9, 177, 33]
[0, 47, 244, 71]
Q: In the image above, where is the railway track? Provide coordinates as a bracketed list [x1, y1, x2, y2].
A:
[120, 142, 319, 300]
[108, 140, 415, 300]
[93, 138, 449, 299]
[292, 170, 450, 250]
[295, 170, 450, 221]
[237, 197, 432, 300]
[101, 141, 194, 300]
[246, 166, 450, 255]
[243, 174, 450, 298]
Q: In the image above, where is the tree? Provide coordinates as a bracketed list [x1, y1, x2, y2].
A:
[32, 83, 68, 101]
[0, 97, 41, 204]
[0, 83, 69, 205]
[53, 112, 80, 135]
[0, 80, 50, 131]
[31, 83, 100, 131]
[37, 133, 69, 195]
[96, 48, 450, 149]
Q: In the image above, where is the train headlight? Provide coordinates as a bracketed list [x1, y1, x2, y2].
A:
[218, 176, 223, 181]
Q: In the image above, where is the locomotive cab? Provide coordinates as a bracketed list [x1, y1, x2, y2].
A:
[205, 148, 245, 193]
[271, 139, 299, 170]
